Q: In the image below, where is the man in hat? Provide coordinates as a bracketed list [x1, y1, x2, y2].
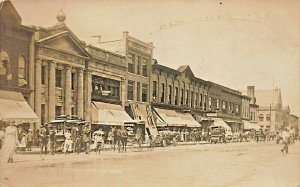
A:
[26, 129, 33, 151]
[82, 125, 91, 154]
[64, 128, 72, 154]
[39, 124, 49, 155]
[0, 127, 5, 150]
[281, 128, 291, 154]
[48, 124, 56, 155]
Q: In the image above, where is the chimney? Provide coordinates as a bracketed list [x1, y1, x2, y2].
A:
[123, 31, 129, 39]
[92, 35, 101, 44]
[247, 86, 256, 104]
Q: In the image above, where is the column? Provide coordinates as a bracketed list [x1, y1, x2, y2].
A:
[84, 70, 92, 123]
[64, 65, 72, 116]
[48, 61, 56, 121]
[77, 68, 84, 119]
[34, 58, 42, 126]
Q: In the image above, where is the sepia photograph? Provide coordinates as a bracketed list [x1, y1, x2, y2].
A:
[0, 0, 299, 186]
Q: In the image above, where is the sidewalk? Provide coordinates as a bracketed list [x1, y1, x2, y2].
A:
[16, 141, 211, 155]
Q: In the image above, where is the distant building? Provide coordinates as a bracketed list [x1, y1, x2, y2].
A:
[246, 86, 259, 123]
[256, 88, 283, 131]
[290, 114, 299, 131]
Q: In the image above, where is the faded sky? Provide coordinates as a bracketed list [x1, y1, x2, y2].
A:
[11, 0, 300, 116]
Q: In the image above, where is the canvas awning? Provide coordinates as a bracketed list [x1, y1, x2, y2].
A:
[0, 90, 39, 123]
[211, 118, 231, 130]
[153, 108, 201, 128]
[243, 120, 261, 131]
[92, 101, 134, 126]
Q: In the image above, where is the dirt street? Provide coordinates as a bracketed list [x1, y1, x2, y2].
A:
[0, 142, 299, 187]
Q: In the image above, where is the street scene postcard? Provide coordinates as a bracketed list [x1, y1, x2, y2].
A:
[0, 0, 299, 187]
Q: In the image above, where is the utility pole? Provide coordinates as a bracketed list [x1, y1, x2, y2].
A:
[270, 103, 272, 130]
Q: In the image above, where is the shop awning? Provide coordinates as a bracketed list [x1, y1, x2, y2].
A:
[153, 108, 201, 128]
[0, 90, 39, 123]
[211, 118, 231, 130]
[92, 101, 134, 126]
[243, 120, 260, 131]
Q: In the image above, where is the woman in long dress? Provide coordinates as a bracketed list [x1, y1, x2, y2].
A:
[0, 121, 17, 163]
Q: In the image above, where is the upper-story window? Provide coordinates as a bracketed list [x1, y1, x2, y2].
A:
[142, 83, 148, 102]
[185, 90, 189, 105]
[235, 104, 239, 115]
[191, 91, 194, 108]
[137, 82, 141, 102]
[168, 85, 172, 104]
[180, 89, 184, 105]
[71, 72, 76, 90]
[128, 53, 135, 74]
[259, 114, 264, 121]
[266, 114, 271, 121]
[222, 101, 226, 112]
[55, 69, 62, 88]
[137, 56, 141, 75]
[127, 80, 134, 100]
[142, 58, 148, 77]
[175, 87, 179, 105]
[195, 93, 198, 107]
[18, 56, 27, 86]
[200, 94, 203, 108]
[216, 99, 220, 110]
[41, 66, 46, 85]
[161, 83, 165, 103]
[208, 97, 212, 109]
[204, 95, 207, 110]
[152, 81, 157, 99]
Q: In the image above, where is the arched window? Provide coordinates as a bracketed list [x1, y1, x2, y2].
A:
[259, 114, 264, 121]
[18, 56, 27, 86]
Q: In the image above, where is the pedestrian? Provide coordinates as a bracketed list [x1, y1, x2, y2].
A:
[113, 127, 121, 152]
[39, 124, 49, 155]
[94, 133, 104, 154]
[281, 129, 290, 154]
[0, 128, 5, 150]
[82, 125, 91, 154]
[64, 129, 72, 154]
[0, 121, 17, 163]
[49, 124, 56, 155]
[107, 128, 114, 149]
[121, 128, 128, 152]
[26, 129, 33, 151]
[135, 126, 143, 148]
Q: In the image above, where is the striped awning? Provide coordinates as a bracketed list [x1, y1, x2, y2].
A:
[154, 108, 201, 128]
[0, 90, 39, 124]
[243, 120, 261, 131]
[92, 101, 134, 126]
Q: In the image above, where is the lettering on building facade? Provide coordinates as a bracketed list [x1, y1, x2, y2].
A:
[38, 47, 85, 65]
